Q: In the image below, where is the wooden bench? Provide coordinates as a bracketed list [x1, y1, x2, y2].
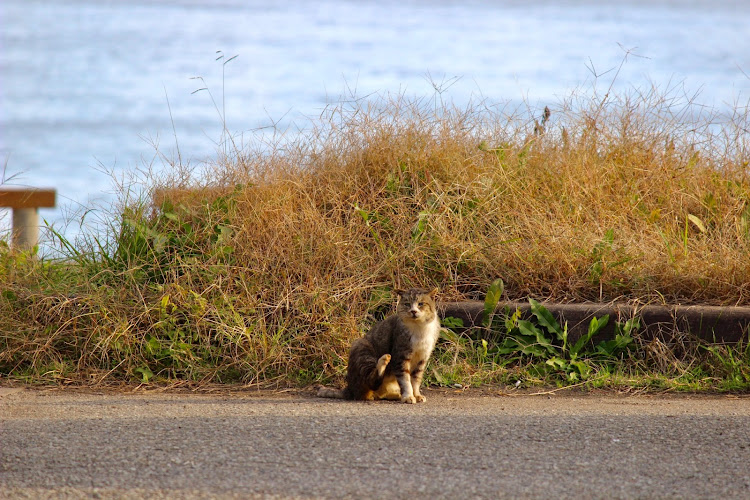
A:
[0, 187, 57, 251]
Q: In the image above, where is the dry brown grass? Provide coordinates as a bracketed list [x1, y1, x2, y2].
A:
[1, 82, 749, 385]
[196, 87, 750, 306]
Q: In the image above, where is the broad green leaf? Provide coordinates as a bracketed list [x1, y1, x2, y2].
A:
[518, 320, 556, 355]
[354, 205, 369, 223]
[411, 211, 430, 243]
[595, 329, 634, 358]
[478, 339, 488, 358]
[545, 357, 568, 370]
[589, 314, 609, 337]
[495, 345, 521, 355]
[569, 360, 591, 378]
[571, 314, 609, 356]
[517, 320, 541, 342]
[522, 344, 550, 357]
[617, 317, 641, 337]
[505, 307, 522, 331]
[134, 366, 154, 383]
[529, 299, 564, 341]
[441, 316, 464, 330]
[483, 279, 504, 327]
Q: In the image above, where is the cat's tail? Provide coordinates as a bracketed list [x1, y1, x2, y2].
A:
[316, 385, 347, 399]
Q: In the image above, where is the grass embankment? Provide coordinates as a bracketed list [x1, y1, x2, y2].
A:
[1, 85, 750, 390]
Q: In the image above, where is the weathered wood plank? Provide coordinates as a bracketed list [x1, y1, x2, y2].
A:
[0, 187, 57, 208]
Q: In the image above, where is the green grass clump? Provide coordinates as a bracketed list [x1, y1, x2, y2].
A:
[1, 80, 749, 389]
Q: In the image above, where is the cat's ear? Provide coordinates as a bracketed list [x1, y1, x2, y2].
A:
[429, 288, 438, 298]
[394, 288, 405, 297]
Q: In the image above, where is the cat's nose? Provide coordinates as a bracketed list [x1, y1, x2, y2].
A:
[410, 310, 418, 317]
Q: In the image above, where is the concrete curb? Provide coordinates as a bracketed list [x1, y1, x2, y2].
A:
[439, 301, 750, 344]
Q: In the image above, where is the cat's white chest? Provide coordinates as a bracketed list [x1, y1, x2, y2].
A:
[407, 318, 441, 364]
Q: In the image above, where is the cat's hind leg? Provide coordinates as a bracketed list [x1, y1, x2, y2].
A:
[347, 339, 390, 400]
[373, 374, 401, 400]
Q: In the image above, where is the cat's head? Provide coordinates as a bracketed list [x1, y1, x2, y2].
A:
[395, 288, 438, 323]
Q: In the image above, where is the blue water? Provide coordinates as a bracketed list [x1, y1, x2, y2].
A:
[1, 0, 749, 243]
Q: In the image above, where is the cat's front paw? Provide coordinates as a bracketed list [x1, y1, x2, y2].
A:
[415, 394, 427, 403]
[401, 395, 417, 404]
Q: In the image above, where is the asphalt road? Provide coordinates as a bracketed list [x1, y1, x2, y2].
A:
[1, 387, 749, 499]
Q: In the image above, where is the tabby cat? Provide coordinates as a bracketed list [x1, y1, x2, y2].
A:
[317, 288, 440, 403]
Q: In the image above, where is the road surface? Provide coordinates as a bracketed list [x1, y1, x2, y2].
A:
[1, 387, 749, 499]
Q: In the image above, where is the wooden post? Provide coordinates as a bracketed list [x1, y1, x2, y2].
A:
[0, 187, 57, 251]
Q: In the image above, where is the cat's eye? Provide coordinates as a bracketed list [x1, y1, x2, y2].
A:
[418, 302, 425, 307]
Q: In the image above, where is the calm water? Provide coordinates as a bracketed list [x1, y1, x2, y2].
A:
[1, 0, 749, 243]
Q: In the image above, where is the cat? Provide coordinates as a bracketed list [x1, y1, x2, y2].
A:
[317, 288, 440, 403]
